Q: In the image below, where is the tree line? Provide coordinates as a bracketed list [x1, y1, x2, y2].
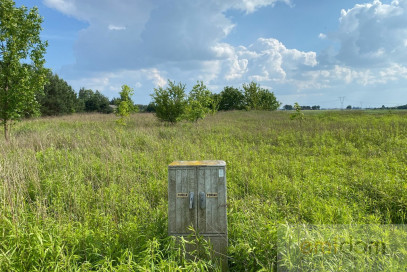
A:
[150, 80, 281, 123]
[37, 72, 114, 115]
[37, 73, 281, 120]
[283, 104, 320, 110]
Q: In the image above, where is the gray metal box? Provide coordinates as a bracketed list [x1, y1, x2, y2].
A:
[168, 160, 228, 269]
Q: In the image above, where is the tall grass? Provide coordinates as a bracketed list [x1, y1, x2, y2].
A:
[0, 110, 406, 270]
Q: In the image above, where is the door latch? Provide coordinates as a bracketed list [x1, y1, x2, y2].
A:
[189, 192, 194, 209]
[199, 192, 206, 209]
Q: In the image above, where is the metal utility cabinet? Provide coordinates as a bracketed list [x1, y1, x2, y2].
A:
[168, 160, 228, 268]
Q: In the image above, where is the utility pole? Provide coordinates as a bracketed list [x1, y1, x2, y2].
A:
[339, 97, 345, 110]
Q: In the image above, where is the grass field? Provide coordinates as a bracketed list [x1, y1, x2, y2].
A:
[0, 110, 406, 271]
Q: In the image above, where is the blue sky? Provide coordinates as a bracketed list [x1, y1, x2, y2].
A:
[14, 0, 407, 108]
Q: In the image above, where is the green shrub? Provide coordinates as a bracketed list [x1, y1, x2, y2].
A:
[218, 86, 245, 111]
[242, 81, 280, 110]
[116, 84, 137, 125]
[151, 80, 187, 123]
[184, 81, 214, 122]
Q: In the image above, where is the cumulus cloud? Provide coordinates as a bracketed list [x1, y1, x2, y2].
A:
[212, 38, 317, 85]
[43, 0, 407, 106]
[301, 0, 407, 92]
[142, 68, 167, 87]
[290, 62, 407, 93]
[331, 0, 407, 67]
[43, 0, 291, 72]
[42, 0, 300, 101]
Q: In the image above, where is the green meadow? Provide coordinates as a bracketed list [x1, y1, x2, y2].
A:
[0, 110, 406, 271]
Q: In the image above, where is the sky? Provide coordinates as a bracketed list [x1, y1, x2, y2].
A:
[13, 0, 407, 108]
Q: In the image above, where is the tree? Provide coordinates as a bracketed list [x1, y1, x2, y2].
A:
[110, 97, 121, 106]
[37, 71, 78, 115]
[145, 102, 156, 113]
[151, 80, 187, 123]
[116, 84, 137, 125]
[258, 88, 281, 110]
[283, 104, 293, 110]
[242, 81, 280, 110]
[242, 82, 261, 110]
[78, 88, 97, 112]
[0, 0, 48, 140]
[209, 93, 221, 113]
[346, 105, 352, 110]
[92, 91, 112, 113]
[78, 88, 113, 113]
[290, 102, 304, 121]
[218, 86, 245, 111]
[118, 85, 136, 112]
[184, 81, 213, 122]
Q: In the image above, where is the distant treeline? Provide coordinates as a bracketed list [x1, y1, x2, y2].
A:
[345, 105, 407, 110]
[39, 72, 407, 117]
[373, 105, 407, 110]
[282, 104, 320, 110]
[37, 72, 281, 116]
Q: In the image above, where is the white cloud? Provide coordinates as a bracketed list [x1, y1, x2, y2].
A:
[46, 0, 316, 100]
[215, 38, 317, 84]
[43, 0, 293, 71]
[108, 25, 126, 31]
[378, 63, 407, 81]
[44, 0, 407, 107]
[142, 68, 167, 87]
[288, 62, 407, 92]
[225, 58, 249, 80]
[290, 0, 407, 97]
[333, 0, 407, 67]
[318, 33, 327, 39]
[43, 0, 75, 14]
[69, 73, 112, 93]
[226, 0, 293, 13]
[65, 68, 169, 103]
[211, 43, 236, 58]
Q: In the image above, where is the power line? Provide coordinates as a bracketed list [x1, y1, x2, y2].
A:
[338, 96, 345, 109]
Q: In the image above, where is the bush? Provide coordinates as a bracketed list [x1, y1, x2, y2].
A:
[145, 103, 156, 113]
[243, 81, 280, 110]
[151, 80, 187, 123]
[184, 81, 213, 122]
[116, 85, 137, 125]
[218, 86, 245, 111]
[290, 102, 304, 120]
[78, 88, 113, 114]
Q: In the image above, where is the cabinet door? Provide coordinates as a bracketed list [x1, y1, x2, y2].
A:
[168, 167, 197, 234]
[197, 166, 227, 234]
